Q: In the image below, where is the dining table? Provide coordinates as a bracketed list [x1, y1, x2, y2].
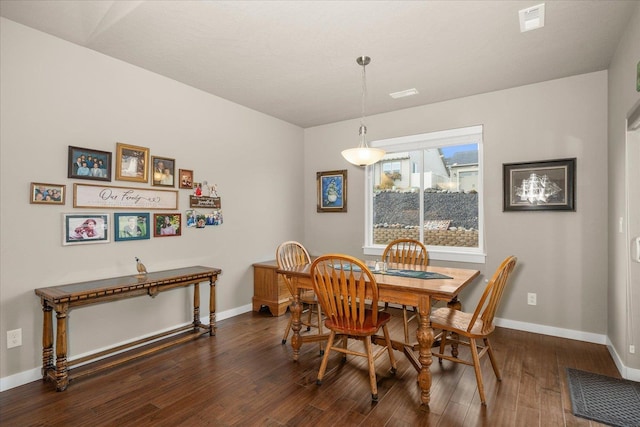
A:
[277, 261, 480, 408]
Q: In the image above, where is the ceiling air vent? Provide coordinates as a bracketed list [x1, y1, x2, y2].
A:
[519, 3, 545, 32]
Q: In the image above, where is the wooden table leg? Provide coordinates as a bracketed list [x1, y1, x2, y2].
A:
[41, 303, 53, 380]
[54, 304, 69, 391]
[416, 295, 434, 408]
[290, 277, 303, 361]
[193, 282, 201, 331]
[209, 275, 217, 336]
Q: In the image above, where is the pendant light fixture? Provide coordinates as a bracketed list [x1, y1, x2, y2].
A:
[341, 56, 386, 167]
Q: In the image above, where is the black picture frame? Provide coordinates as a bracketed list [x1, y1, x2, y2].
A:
[503, 158, 576, 211]
[68, 146, 112, 181]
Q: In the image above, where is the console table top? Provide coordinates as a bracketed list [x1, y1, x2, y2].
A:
[35, 265, 221, 303]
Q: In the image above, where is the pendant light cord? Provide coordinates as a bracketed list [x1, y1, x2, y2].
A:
[361, 61, 367, 129]
[359, 57, 368, 148]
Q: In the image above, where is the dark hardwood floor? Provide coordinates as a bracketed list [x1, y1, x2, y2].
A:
[0, 308, 619, 426]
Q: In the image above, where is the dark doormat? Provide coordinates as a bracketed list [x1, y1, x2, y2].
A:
[566, 368, 640, 427]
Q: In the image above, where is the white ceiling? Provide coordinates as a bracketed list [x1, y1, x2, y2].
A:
[1, 0, 637, 128]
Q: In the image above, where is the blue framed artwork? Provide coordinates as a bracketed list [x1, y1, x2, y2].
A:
[317, 169, 347, 212]
[114, 213, 151, 241]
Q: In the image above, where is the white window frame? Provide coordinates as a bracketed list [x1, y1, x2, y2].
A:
[363, 125, 486, 264]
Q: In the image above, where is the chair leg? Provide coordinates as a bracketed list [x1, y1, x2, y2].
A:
[317, 305, 324, 355]
[382, 324, 397, 374]
[484, 338, 501, 381]
[306, 303, 312, 331]
[438, 331, 448, 362]
[281, 312, 293, 344]
[468, 338, 487, 405]
[402, 305, 410, 343]
[340, 334, 348, 362]
[316, 331, 336, 385]
[363, 336, 378, 401]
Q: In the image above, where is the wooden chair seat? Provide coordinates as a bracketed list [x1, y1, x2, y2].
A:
[324, 310, 392, 336]
[431, 255, 517, 405]
[430, 307, 494, 338]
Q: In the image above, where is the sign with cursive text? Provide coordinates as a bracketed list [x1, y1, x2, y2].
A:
[73, 184, 178, 210]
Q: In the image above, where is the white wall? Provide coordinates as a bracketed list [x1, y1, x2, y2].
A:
[304, 71, 608, 337]
[607, 4, 640, 375]
[0, 18, 305, 384]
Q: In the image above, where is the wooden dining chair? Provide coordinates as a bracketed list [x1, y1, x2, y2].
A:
[430, 255, 517, 405]
[381, 238, 429, 343]
[276, 241, 324, 354]
[311, 254, 397, 401]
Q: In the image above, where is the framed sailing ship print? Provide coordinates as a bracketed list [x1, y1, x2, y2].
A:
[503, 158, 576, 212]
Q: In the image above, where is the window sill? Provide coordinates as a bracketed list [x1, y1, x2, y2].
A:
[363, 246, 486, 264]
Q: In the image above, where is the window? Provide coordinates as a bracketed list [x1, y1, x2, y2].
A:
[364, 125, 485, 263]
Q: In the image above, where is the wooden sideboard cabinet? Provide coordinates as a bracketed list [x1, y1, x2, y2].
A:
[252, 260, 291, 316]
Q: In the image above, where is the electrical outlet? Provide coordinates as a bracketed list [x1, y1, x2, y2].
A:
[631, 345, 636, 354]
[7, 329, 22, 348]
[527, 293, 537, 306]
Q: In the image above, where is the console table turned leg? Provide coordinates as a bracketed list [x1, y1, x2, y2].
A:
[193, 283, 201, 330]
[209, 276, 217, 336]
[54, 305, 69, 391]
[41, 304, 54, 380]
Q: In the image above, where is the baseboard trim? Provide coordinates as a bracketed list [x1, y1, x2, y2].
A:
[494, 317, 607, 344]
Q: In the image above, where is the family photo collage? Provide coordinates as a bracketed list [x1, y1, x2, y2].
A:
[30, 143, 223, 246]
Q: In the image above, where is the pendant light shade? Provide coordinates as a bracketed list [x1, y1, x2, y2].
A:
[342, 56, 385, 167]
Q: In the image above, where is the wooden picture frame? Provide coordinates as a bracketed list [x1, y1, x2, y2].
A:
[73, 184, 178, 210]
[114, 212, 151, 241]
[317, 169, 347, 212]
[179, 169, 193, 189]
[115, 142, 149, 183]
[62, 213, 110, 245]
[503, 158, 576, 211]
[30, 182, 65, 205]
[153, 213, 181, 237]
[67, 146, 112, 181]
[152, 156, 176, 187]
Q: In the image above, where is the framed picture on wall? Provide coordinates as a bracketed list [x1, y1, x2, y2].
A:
[179, 169, 193, 189]
[114, 212, 151, 241]
[67, 146, 112, 181]
[153, 213, 181, 237]
[317, 169, 347, 212]
[30, 182, 65, 205]
[151, 156, 175, 187]
[115, 142, 149, 183]
[62, 213, 110, 245]
[503, 158, 576, 211]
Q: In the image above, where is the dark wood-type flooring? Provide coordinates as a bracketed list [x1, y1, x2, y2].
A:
[0, 308, 620, 426]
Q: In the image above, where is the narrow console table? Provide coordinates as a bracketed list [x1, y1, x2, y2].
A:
[34, 265, 221, 391]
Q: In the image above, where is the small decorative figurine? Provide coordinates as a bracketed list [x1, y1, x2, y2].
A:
[135, 257, 147, 277]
